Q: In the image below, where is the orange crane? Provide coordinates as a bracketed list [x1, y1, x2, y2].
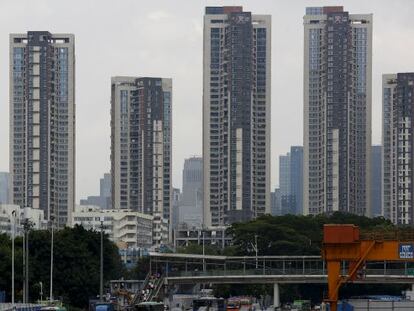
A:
[322, 224, 414, 311]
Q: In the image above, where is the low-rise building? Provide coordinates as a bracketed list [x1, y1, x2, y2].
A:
[0, 204, 47, 235]
[173, 224, 232, 249]
[72, 205, 153, 248]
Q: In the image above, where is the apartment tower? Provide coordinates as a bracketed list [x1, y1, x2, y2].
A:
[303, 7, 372, 216]
[111, 77, 172, 244]
[382, 73, 414, 224]
[203, 6, 271, 226]
[10, 31, 75, 228]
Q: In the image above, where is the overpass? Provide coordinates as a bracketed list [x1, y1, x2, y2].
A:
[146, 252, 414, 306]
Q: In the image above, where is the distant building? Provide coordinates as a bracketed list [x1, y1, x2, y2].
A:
[371, 145, 382, 217]
[111, 77, 172, 245]
[171, 188, 181, 230]
[80, 173, 111, 209]
[290, 146, 304, 215]
[173, 224, 232, 249]
[0, 204, 47, 236]
[279, 147, 303, 215]
[0, 172, 11, 204]
[72, 205, 153, 248]
[100, 173, 111, 198]
[382, 73, 414, 224]
[10, 31, 76, 228]
[203, 6, 271, 226]
[271, 188, 281, 216]
[179, 157, 203, 228]
[303, 7, 372, 216]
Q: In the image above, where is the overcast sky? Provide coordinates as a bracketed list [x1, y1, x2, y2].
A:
[1, 0, 414, 202]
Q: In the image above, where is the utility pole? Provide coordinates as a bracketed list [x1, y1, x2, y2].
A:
[100, 218, 104, 302]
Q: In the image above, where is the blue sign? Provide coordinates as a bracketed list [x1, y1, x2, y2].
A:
[399, 244, 414, 259]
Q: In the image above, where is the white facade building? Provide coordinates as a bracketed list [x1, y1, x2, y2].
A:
[72, 205, 153, 248]
[0, 204, 46, 235]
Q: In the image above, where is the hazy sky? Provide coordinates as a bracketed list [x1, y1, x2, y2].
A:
[1, 0, 414, 202]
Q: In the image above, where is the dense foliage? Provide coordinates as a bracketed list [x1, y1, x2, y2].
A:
[228, 212, 394, 256]
[202, 212, 405, 303]
[0, 225, 124, 308]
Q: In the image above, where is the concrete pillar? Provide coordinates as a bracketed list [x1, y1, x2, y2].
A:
[273, 283, 280, 307]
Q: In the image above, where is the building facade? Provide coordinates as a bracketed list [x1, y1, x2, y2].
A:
[382, 73, 414, 224]
[278, 147, 304, 215]
[111, 77, 172, 244]
[72, 205, 153, 248]
[203, 6, 271, 226]
[179, 157, 203, 228]
[371, 145, 382, 217]
[10, 32, 75, 228]
[290, 146, 304, 215]
[0, 204, 46, 236]
[0, 172, 11, 204]
[303, 7, 372, 216]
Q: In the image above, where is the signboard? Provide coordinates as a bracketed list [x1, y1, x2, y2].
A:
[399, 244, 414, 259]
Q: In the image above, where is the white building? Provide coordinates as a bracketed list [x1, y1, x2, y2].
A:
[0, 204, 47, 235]
[72, 205, 153, 248]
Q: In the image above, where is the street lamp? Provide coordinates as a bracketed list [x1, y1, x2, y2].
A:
[100, 217, 104, 302]
[11, 210, 17, 308]
[49, 215, 55, 302]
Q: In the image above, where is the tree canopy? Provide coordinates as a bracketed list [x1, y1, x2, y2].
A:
[227, 212, 394, 256]
[0, 225, 124, 308]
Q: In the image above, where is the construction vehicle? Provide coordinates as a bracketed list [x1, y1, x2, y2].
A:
[322, 224, 414, 311]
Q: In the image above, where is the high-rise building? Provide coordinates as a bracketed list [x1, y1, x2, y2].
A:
[279, 154, 290, 198]
[303, 7, 372, 216]
[279, 153, 292, 214]
[10, 32, 75, 228]
[279, 146, 304, 215]
[179, 157, 203, 228]
[111, 77, 172, 244]
[171, 188, 181, 230]
[290, 146, 304, 215]
[0, 172, 11, 204]
[100, 173, 111, 199]
[80, 173, 112, 209]
[271, 188, 281, 216]
[203, 6, 271, 226]
[382, 73, 414, 224]
[371, 145, 382, 217]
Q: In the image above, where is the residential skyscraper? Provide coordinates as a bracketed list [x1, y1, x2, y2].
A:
[382, 73, 414, 224]
[371, 145, 382, 217]
[111, 77, 172, 244]
[203, 6, 271, 226]
[10, 32, 75, 228]
[303, 7, 372, 216]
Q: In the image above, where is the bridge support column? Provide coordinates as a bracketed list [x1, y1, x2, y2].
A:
[273, 283, 280, 308]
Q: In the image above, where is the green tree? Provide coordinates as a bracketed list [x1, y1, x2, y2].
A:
[0, 225, 124, 309]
